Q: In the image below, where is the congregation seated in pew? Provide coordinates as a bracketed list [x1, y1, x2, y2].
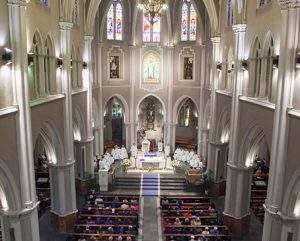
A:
[161, 196, 231, 241]
[72, 193, 139, 241]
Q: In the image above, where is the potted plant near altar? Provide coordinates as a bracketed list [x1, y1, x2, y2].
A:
[121, 159, 132, 174]
[202, 169, 214, 195]
[171, 159, 182, 173]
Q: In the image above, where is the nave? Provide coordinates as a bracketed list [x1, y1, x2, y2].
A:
[37, 170, 264, 241]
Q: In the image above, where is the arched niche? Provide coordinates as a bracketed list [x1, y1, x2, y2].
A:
[237, 123, 271, 225]
[33, 121, 63, 219]
[136, 95, 165, 150]
[103, 96, 126, 151]
[175, 97, 198, 151]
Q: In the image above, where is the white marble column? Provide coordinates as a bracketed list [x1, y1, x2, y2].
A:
[129, 45, 137, 146]
[198, 45, 206, 156]
[97, 42, 104, 155]
[7, 1, 40, 240]
[207, 37, 221, 172]
[262, 1, 300, 241]
[48, 21, 78, 230]
[82, 35, 95, 174]
[166, 45, 174, 148]
[223, 24, 249, 235]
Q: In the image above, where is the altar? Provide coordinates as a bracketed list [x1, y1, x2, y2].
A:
[136, 151, 165, 169]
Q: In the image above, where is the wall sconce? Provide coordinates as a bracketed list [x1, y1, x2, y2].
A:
[242, 60, 248, 70]
[296, 53, 300, 69]
[273, 55, 279, 69]
[2, 48, 12, 65]
[216, 62, 222, 71]
[70, 59, 73, 69]
[56, 57, 63, 68]
[82, 61, 88, 69]
[28, 52, 34, 65]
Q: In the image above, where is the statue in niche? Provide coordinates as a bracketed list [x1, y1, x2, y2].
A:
[184, 57, 193, 80]
[146, 100, 155, 130]
[109, 55, 120, 79]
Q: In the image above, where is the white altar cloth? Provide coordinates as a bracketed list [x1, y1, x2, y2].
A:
[136, 151, 165, 169]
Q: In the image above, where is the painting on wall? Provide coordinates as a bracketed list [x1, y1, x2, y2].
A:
[109, 55, 120, 79]
[143, 52, 160, 84]
[183, 57, 193, 80]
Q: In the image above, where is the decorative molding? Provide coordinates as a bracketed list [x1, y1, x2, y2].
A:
[278, 0, 300, 9]
[0, 105, 19, 117]
[29, 94, 65, 107]
[239, 96, 276, 110]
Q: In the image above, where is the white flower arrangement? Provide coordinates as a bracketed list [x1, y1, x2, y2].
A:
[171, 159, 182, 168]
[111, 146, 129, 161]
[173, 148, 204, 169]
[121, 158, 132, 167]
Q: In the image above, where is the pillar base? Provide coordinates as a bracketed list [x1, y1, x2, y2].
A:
[51, 211, 77, 232]
[223, 213, 251, 236]
[212, 180, 226, 196]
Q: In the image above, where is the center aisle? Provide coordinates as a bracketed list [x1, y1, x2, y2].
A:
[139, 173, 163, 241]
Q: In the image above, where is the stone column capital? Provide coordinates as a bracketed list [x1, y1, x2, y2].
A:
[232, 24, 247, 34]
[84, 35, 94, 42]
[7, 0, 28, 5]
[211, 36, 221, 44]
[278, 0, 300, 9]
[59, 21, 73, 30]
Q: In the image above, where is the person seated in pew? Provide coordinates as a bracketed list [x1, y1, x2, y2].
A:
[174, 217, 181, 226]
[121, 202, 129, 210]
[84, 226, 92, 234]
[202, 226, 210, 235]
[105, 218, 114, 225]
[126, 236, 132, 241]
[108, 236, 114, 241]
[107, 226, 114, 234]
[210, 226, 219, 235]
[190, 235, 197, 241]
[95, 196, 104, 206]
[183, 211, 192, 219]
[117, 236, 123, 241]
[191, 217, 201, 226]
[182, 218, 191, 225]
[78, 236, 86, 241]
[86, 216, 95, 225]
[161, 197, 169, 205]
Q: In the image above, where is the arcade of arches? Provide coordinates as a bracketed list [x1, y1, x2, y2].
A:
[0, 0, 300, 241]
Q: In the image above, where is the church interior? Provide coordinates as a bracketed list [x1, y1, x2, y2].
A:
[0, 0, 300, 241]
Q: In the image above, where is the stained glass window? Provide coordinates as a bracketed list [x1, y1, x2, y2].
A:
[181, 3, 188, 41]
[189, 4, 197, 41]
[41, 0, 49, 7]
[181, 0, 197, 41]
[143, 53, 160, 83]
[107, 0, 123, 40]
[115, 3, 123, 40]
[143, 15, 160, 42]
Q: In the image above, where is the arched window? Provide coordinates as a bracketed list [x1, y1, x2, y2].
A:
[44, 37, 54, 95]
[264, 36, 274, 100]
[179, 104, 191, 127]
[112, 102, 123, 118]
[71, 48, 78, 89]
[107, 0, 123, 40]
[28, 34, 41, 100]
[181, 0, 197, 41]
[252, 39, 262, 97]
[143, 16, 160, 43]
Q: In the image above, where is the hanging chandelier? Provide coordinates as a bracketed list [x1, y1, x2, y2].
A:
[138, 0, 168, 25]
